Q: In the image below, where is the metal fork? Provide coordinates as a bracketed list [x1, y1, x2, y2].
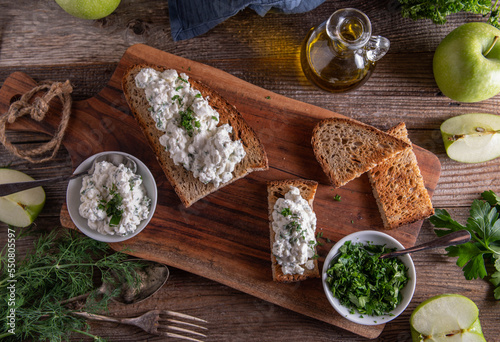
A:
[72, 309, 208, 342]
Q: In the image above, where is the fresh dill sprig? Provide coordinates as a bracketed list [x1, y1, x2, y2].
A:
[0, 228, 144, 341]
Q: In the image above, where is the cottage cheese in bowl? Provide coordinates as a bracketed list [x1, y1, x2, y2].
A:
[67, 151, 157, 243]
[79, 160, 151, 236]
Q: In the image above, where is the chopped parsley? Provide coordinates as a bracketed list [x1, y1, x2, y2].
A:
[179, 107, 200, 136]
[171, 94, 182, 106]
[281, 208, 292, 217]
[334, 194, 341, 201]
[325, 241, 409, 316]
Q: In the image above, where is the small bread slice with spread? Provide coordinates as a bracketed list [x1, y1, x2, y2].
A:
[368, 123, 434, 229]
[122, 65, 268, 207]
[267, 179, 320, 283]
[311, 117, 411, 188]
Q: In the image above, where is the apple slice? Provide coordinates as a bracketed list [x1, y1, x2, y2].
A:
[440, 113, 500, 163]
[0, 169, 46, 227]
[410, 294, 486, 342]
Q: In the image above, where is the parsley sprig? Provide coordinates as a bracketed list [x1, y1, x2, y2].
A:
[398, 0, 500, 28]
[429, 190, 500, 299]
[325, 241, 409, 316]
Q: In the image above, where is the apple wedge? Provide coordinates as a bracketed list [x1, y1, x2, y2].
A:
[441, 113, 500, 163]
[410, 294, 486, 342]
[0, 169, 46, 227]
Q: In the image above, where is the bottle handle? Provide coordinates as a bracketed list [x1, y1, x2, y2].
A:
[366, 36, 390, 62]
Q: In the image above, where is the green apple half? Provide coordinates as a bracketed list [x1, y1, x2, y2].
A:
[410, 294, 485, 342]
[55, 0, 121, 20]
[440, 113, 500, 163]
[433, 22, 500, 103]
[0, 169, 46, 227]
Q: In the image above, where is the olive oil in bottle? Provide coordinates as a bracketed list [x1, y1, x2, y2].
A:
[300, 8, 390, 93]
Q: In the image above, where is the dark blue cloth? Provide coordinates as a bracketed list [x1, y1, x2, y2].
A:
[168, 0, 326, 41]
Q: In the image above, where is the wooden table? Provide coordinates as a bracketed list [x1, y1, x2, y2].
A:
[1, 0, 499, 341]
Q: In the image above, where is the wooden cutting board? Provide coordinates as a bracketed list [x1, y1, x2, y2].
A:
[0, 44, 441, 339]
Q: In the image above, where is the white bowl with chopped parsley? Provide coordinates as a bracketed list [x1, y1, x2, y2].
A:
[322, 230, 416, 325]
[66, 151, 157, 243]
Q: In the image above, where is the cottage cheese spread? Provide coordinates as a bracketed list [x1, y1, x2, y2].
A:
[79, 161, 151, 236]
[135, 68, 246, 187]
[272, 186, 317, 275]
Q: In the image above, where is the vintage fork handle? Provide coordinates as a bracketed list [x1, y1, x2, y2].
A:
[0, 170, 87, 197]
[71, 311, 137, 326]
[379, 230, 471, 259]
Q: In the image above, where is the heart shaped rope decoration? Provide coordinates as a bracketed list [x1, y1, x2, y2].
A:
[0, 80, 73, 163]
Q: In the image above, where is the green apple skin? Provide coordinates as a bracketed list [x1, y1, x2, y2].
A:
[55, 0, 121, 20]
[433, 22, 500, 103]
[441, 113, 500, 163]
[0, 169, 46, 227]
[410, 294, 486, 342]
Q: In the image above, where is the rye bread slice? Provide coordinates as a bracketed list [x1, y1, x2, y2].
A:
[267, 179, 320, 283]
[311, 117, 411, 188]
[122, 64, 268, 207]
[367, 123, 434, 229]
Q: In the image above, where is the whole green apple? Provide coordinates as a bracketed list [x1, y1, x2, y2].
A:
[55, 0, 121, 20]
[433, 22, 500, 103]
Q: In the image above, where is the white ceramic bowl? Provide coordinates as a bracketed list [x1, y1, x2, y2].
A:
[66, 151, 157, 243]
[322, 230, 416, 325]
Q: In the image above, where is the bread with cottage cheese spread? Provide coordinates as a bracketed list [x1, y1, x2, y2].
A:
[267, 179, 320, 283]
[122, 64, 268, 207]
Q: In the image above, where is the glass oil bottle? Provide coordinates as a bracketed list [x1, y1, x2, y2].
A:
[300, 8, 390, 93]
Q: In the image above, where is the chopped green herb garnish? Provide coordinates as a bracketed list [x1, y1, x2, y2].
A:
[195, 93, 202, 98]
[212, 116, 218, 121]
[179, 107, 200, 136]
[175, 86, 183, 91]
[325, 241, 409, 316]
[171, 94, 183, 106]
[178, 76, 188, 83]
[265, 96, 271, 99]
[98, 184, 123, 227]
[281, 208, 292, 217]
[334, 194, 341, 201]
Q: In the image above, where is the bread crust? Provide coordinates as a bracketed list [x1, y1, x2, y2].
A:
[367, 123, 434, 229]
[267, 179, 320, 283]
[311, 117, 411, 188]
[122, 64, 268, 207]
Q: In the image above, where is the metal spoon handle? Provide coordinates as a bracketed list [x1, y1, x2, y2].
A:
[379, 230, 471, 259]
[0, 170, 87, 197]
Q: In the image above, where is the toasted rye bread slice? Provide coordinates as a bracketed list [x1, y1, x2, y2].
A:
[367, 123, 434, 229]
[122, 64, 268, 207]
[311, 117, 411, 188]
[267, 179, 320, 283]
